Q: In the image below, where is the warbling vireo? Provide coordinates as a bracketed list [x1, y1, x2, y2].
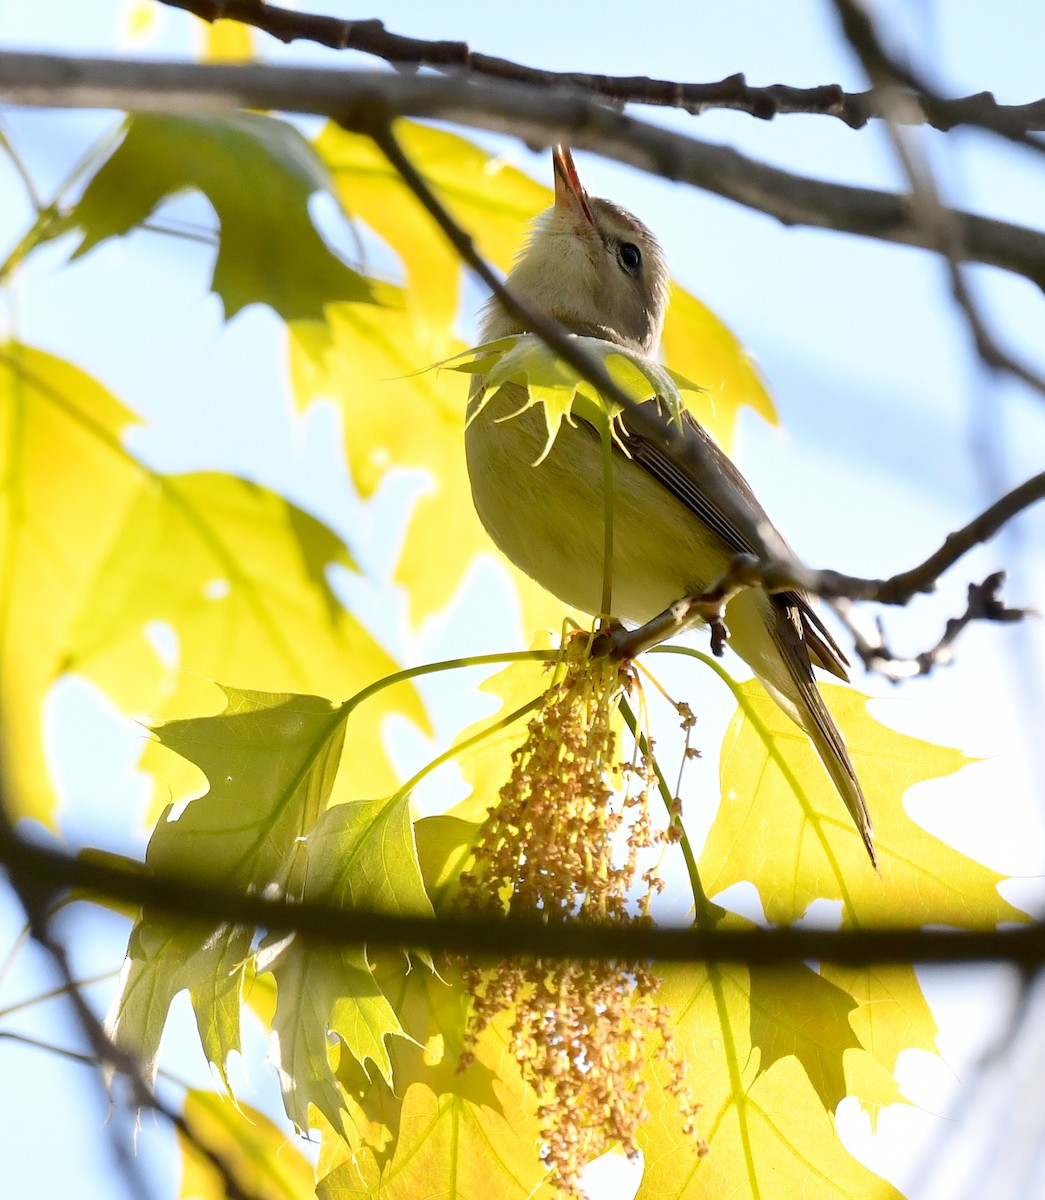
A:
[465, 145, 876, 868]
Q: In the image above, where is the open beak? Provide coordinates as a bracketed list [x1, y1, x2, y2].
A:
[552, 144, 595, 225]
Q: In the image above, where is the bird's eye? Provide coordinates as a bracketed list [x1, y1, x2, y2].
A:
[618, 242, 642, 275]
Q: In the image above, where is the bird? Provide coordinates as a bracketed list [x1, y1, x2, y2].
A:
[464, 145, 876, 868]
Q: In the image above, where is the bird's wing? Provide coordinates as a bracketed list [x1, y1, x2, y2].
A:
[616, 402, 850, 681]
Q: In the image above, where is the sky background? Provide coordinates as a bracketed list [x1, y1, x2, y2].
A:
[1, 1, 1043, 1198]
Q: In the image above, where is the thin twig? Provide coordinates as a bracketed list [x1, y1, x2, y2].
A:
[831, 0, 1045, 397]
[833, 573, 1034, 680]
[0, 117, 44, 212]
[0, 801, 266, 1200]
[0, 53, 1041, 288]
[156, 0, 1045, 144]
[600, 471, 1043, 662]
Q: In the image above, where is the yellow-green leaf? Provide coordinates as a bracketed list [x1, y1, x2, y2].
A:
[66, 112, 373, 322]
[638, 960, 904, 1199]
[0, 345, 422, 823]
[700, 681, 1025, 928]
[303, 793, 435, 924]
[264, 792, 434, 1129]
[466, 333, 692, 459]
[748, 964, 860, 1113]
[289, 299, 566, 631]
[826, 963, 937, 1126]
[0, 343, 143, 823]
[177, 1089, 314, 1200]
[660, 285, 777, 452]
[108, 917, 254, 1085]
[266, 936, 403, 1136]
[318, 959, 554, 1200]
[314, 121, 551, 339]
[63, 468, 421, 817]
[197, 17, 254, 62]
[110, 688, 350, 1080]
[153, 689, 348, 889]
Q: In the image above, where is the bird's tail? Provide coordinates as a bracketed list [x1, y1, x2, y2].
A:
[760, 605, 877, 870]
[769, 674, 877, 870]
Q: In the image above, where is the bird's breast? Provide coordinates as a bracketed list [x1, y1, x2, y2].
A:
[465, 381, 734, 623]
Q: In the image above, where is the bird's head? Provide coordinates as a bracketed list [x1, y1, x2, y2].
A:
[482, 146, 669, 357]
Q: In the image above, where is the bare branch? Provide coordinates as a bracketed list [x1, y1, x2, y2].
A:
[0, 53, 1042, 288]
[600, 472, 1043, 663]
[833, 573, 1033, 681]
[830, 0, 1044, 152]
[157, 0, 1045, 143]
[831, 0, 1045, 396]
[0, 803, 268, 1200]
[0, 824, 1041, 966]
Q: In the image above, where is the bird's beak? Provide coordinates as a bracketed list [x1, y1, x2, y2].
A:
[552, 144, 595, 226]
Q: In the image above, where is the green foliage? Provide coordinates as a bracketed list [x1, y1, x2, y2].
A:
[444, 331, 702, 458]
[65, 111, 374, 321]
[0, 106, 1025, 1200]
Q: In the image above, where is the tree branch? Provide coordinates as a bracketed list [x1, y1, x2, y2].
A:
[0, 803, 268, 1200]
[157, 0, 1045, 143]
[600, 470, 1042, 663]
[0, 828, 1041, 968]
[0, 53, 1042, 288]
[830, 0, 1045, 397]
[833, 571, 1033, 680]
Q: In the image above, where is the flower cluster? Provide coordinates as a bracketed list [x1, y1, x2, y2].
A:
[459, 646, 705, 1195]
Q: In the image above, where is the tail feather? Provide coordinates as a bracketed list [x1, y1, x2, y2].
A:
[766, 599, 878, 870]
[795, 679, 877, 870]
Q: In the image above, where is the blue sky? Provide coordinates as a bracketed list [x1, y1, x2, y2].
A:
[1, 2, 1043, 1198]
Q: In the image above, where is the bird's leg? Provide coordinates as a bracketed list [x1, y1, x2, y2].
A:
[591, 553, 763, 661]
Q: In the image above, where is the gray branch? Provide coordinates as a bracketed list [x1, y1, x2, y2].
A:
[0, 828, 1040, 967]
[0, 52, 1042, 288]
[159, 0, 1045, 143]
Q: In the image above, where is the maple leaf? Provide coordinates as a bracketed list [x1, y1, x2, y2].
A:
[64, 111, 373, 323]
[176, 1089, 314, 1200]
[699, 680, 1026, 929]
[0, 342, 423, 823]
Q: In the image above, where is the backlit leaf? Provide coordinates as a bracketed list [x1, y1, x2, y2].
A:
[63, 468, 421, 817]
[699, 681, 1025, 928]
[748, 963, 860, 1113]
[177, 1089, 314, 1200]
[0, 344, 422, 823]
[109, 688, 349, 1080]
[661, 285, 776, 451]
[460, 333, 694, 459]
[0, 343, 143, 823]
[826, 963, 937, 1126]
[318, 958, 553, 1200]
[265, 792, 433, 1129]
[637, 959, 905, 1199]
[197, 17, 254, 62]
[314, 121, 550, 338]
[66, 112, 373, 322]
[289, 295, 566, 632]
[267, 936, 402, 1136]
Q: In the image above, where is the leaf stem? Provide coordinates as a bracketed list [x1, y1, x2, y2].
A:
[337, 648, 560, 722]
[599, 412, 615, 619]
[393, 694, 544, 799]
[651, 645, 859, 918]
[618, 695, 718, 926]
